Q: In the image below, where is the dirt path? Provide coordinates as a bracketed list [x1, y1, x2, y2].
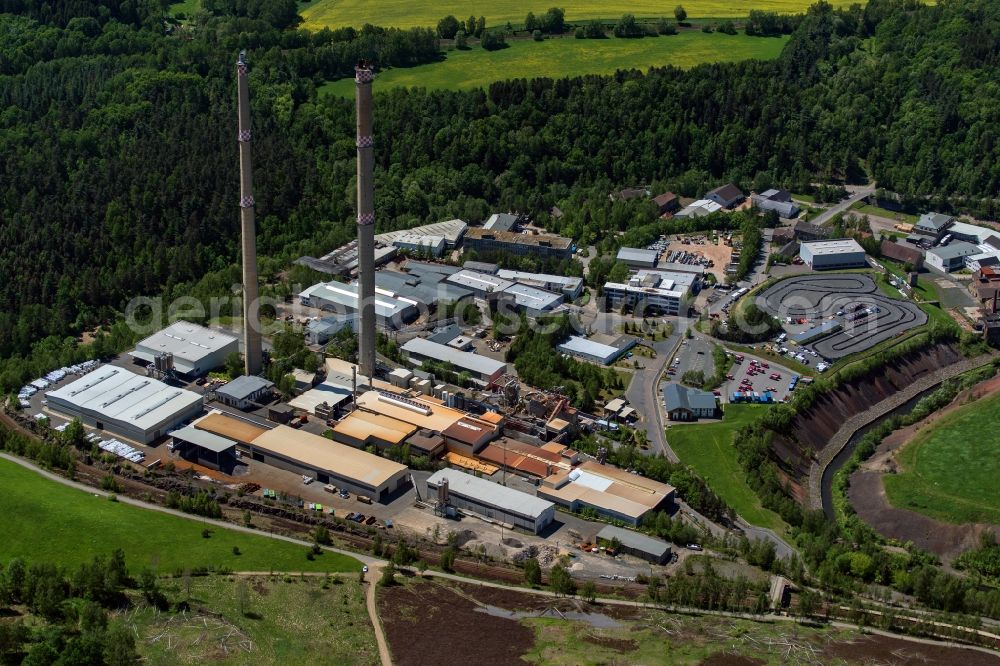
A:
[849, 375, 1000, 561]
[365, 564, 393, 666]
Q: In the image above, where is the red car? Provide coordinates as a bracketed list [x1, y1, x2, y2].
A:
[769, 372, 781, 380]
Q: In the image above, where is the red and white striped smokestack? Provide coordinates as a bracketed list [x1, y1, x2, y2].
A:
[355, 61, 376, 381]
[236, 51, 263, 376]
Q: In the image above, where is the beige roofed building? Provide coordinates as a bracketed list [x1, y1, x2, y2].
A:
[538, 460, 675, 525]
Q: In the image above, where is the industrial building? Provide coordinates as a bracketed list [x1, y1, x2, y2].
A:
[46, 366, 204, 444]
[653, 192, 680, 214]
[538, 461, 676, 526]
[799, 239, 867, 270]
[662, 383, 718, 421]
[246, 422, 410, 500]
[215, 375, 274, 410]
[616, 247, 658, 269]
[295, 240, 397, 277]
[444, 269, 563, 315]
[675, 199, 723, 219]
[476, 438, 568, 478]
[463, 228, 573, 261]
[495, 269, 584, 300]
[299, 281, 418, 329]
[401, 338, 507, 386]
[602, 270, 693, 315]
[557, 335, 637, 365]
[375, 219, 468, 249]
[375, 267, 473, 311]
[925, 242, 979, 272]
[131, 321, 239, 377]
[427, 469, 555, 534]
[305, 314, 357, 345]
[392, 233, 446, 258]
[793, 220, 832, 241]
[596, 525, 671, 564]
[880, 240, 924, 269]
[482, 213, 519, 232]
[331, 410, 417, 450]
[751, 189, 799, 218]
[705, 183, 745, 209]
[169, 425, 237, 471]
[913, 212, 954, 239]
[792, 320, 843, 345]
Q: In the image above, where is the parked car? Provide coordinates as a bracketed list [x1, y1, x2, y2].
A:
[687, 544, 703, 551]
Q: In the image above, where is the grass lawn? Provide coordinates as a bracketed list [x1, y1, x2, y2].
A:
[666, 404, 785, 531]
[0, 457, 361, 574]
[167, 0, 200, 17]
[300, 0, 851, 30]
[319, 32, 788, 95]
[850, 201, 918, 225]
[135, 574, 376, 665]
[884, 391, 1000, 525]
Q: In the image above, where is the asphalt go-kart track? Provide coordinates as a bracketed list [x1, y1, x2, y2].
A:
[755, 274, 927, 359]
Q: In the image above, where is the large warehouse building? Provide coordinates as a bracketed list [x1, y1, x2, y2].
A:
[401, 337, 507, 386]
[46, 366, 204, 444]
[427, 468, 555, 534]
[131, 321, 239, 377]
[799, 239, 867, 270]
[538, 461, 675, 526]
[299, 281, 419, 329]
[249, 426, 409, 500]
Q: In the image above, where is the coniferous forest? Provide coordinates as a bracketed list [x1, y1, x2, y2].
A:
[1, 0, 1000, 388]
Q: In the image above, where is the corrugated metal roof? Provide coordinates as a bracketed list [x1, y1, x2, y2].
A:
[401, 338, 506, 377]
[171, 425, 236, 453]
[596, 525, 671, 558]
[427, 468, 554, 519]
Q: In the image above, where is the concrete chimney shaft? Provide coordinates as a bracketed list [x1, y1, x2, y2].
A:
[236, 51, 263, 376]
[355, 64, 376, 380]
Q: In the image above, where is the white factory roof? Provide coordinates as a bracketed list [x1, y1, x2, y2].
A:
[502, 283, 563, 312]
[616, 247, 658, 264]
[393, 233, 446, 248]
[132, 321, 237, 366]
[604, 282, 684, 299]
[635, 269, 697, 289]
[300, 281, 417, 318]
[677, 199, 723, 217]
[47, 366, 202, 432]
[557, 336, 620, 360]
[926, 241, 979, 261]
[948, 221, 1000, 245]
[445, 269, 515, 293]
[800, 238, 866, 255]
[375, 219, 468, 246]
[427, 468, 554, 519]
[401, 337, 506, 377]
[495, 269, 583, 290]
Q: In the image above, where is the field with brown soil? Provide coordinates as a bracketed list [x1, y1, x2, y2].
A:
[377, 578, 1000, 665]
[849, 375, 1000, 560]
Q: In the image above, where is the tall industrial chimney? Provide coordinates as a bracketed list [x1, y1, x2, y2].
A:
[355, 62, 376, 380]
[236, 51, 263, 376]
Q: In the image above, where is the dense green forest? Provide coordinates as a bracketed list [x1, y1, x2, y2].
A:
[2, 0, 1000, 391]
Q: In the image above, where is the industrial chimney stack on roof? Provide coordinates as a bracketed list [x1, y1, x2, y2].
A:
[236, 50, 263, 376]
[355, 61, 376, 381]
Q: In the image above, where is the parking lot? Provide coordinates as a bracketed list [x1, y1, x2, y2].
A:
[756, 274, 927, 359]
[721, 353, 797, 403]
[667, 337, 715, 381]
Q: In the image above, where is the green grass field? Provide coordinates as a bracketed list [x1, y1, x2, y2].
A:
[168, 0, 200, 17]
[319, 32, 787, 95]
[665, 404, 785, 531]
[300, 0, 851, 30]
[0, 457, 361, 573]
[850, 201, 919, 225]
[136, 574, 376, 665]
[884, 391, 1000, 525]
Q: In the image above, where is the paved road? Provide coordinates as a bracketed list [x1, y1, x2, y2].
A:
[625, 324, 683, 461]
[811, 185, 876, 227]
